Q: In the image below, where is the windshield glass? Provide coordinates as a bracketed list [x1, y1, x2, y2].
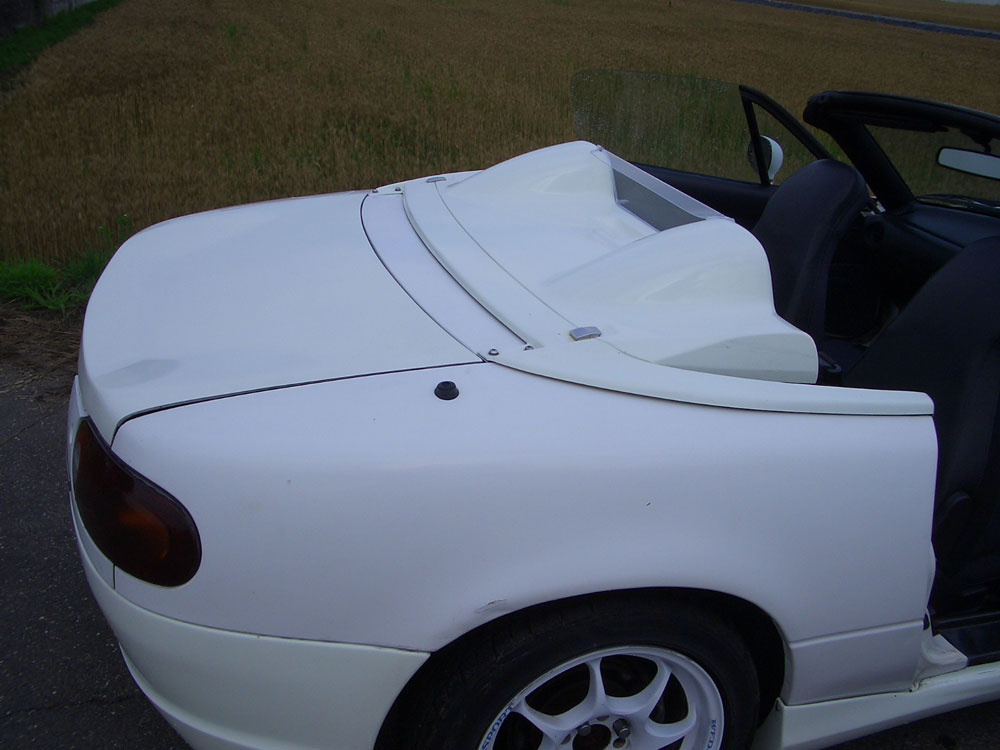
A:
[604, 149, 727, 229]
[570, 70, 834, 187]
[571, 70, 756, 181]
[867, 124, 1000, 215]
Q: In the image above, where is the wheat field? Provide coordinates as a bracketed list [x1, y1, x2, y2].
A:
[1, 0, 997, 263]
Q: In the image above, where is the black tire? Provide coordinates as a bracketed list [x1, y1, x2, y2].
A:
[378, 594, 759, 750]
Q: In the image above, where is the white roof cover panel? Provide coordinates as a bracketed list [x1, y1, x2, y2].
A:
[409, 141, 815, 382]
[399, 142, 932, 415]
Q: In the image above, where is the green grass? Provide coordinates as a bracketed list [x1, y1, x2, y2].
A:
[0, 215, 132, 313]
[0, 0, 124, 76]
[0, 260, 82, 313]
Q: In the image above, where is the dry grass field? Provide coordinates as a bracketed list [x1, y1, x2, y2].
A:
[1, 0, 997, 264]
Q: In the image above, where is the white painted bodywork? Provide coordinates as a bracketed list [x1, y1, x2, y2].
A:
[69, 142, 999, 750]
[419, 143, 817, 383]
[78, 192, 476, 440]
[74, 506, 426, 750]
[753, 664, 1000, 750]
[100, 362, 937, 704]
[399, 145, 931, 416]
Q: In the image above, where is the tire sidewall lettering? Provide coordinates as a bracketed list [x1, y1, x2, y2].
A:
[706, 716, 719, 749]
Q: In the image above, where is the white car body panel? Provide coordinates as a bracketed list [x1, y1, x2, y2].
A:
[78, 192, 476, 440]
[395, 153, 931, 417]
[74, 515, 426, 750]
[101, 359, 937, 704]
[753, 665, 1000, 750]
[417, 142, 819, 383]
[362, 192, 524, 356]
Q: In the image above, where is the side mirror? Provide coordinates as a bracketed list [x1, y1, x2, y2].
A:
[937, 147, 1000, 180]
[747, 136, 785, 183]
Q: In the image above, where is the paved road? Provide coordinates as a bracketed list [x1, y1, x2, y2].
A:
[730, 0, 1000, 40]
[1, 365, 999, 749]
[0, 367, 182, 748]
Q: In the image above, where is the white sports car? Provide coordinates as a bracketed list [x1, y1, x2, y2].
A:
[69, 74, 1000, 750]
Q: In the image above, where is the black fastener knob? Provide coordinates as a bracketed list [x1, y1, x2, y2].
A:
[434, 381, 459, 400]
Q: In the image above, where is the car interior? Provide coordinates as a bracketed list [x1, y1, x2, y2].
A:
[798, 93, 1000, 661]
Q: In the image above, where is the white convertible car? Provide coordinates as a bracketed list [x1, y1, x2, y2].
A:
[70, 75, 1000, 750]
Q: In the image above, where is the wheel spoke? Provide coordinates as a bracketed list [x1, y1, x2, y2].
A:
[584, 657, 610, 713]
[513, 702, 574, 744]
[605, 657, 672, 718]
[603, 657, 701, 750]
[640, 704, 698, 743]
[513, 657, 609, 744]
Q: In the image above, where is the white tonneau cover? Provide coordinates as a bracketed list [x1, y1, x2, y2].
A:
[406, 141, 815, 382]
[397, 142, 932, 416]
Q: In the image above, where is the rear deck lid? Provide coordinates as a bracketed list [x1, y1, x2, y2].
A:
[79, 192, 476, 440]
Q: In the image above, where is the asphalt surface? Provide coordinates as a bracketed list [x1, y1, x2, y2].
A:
[1, 362, 999, 749]
[0, 365, 184, 749]
[731, 0, 1000, 40]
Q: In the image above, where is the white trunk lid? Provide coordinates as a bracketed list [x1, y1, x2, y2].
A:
[79, 193, 476, 440]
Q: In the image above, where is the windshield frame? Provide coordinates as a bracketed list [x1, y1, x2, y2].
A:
[804, 90, 1000, 214]
[864, 121, 1000, 218]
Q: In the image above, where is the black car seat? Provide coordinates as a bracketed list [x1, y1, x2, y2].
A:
[752, 159, 869, 342]
[842, 237, 1000, 606]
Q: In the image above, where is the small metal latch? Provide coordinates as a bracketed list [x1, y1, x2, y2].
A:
[569, 326, 602, 341]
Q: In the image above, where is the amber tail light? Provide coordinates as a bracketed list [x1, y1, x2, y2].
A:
[72, 419, 201, 586]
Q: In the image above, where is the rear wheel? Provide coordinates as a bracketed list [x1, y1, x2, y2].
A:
[379, 596, 759, 750]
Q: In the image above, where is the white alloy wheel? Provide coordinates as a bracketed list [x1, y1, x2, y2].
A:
[376, 597, 759, 750]
[479, 646, 724, 750]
